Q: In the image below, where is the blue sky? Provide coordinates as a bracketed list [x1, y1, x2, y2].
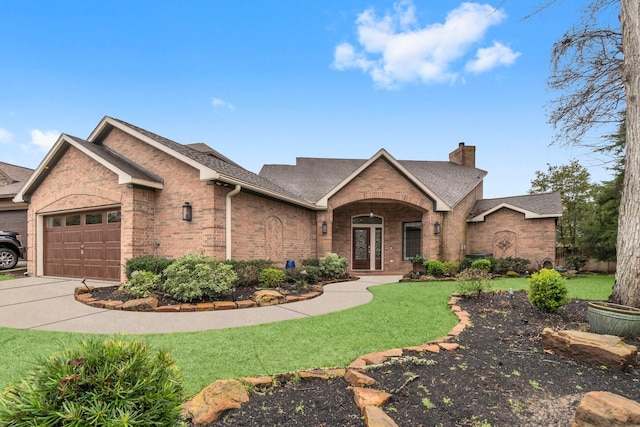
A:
[0, 1, 619, 199]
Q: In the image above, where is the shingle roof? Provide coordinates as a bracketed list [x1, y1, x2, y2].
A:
[0, 162, 33, 198]
[468, 192, 562, 221]
[106, 118, 313, 204]
[259, 157, 487, 208]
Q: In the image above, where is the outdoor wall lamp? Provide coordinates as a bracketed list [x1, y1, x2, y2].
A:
[434, 222, 441, 235]
[182, 202, 192, 221]
[322, 220, 328, 234]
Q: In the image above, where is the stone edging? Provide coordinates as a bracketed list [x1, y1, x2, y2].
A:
[73, 285, 324, 312]
[183, 294, 470, 426]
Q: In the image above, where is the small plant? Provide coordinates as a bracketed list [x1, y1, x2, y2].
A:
[119, 270, 161, 298]
[505, 270, 520, 277]
[408, 255, 425, 264]
[422, 397, 436, 409]
[0, 338, 184, 425]
[259, 268, 287, 288]
[424, 259, 446, 276]
[225, 259, 273, 286]
[455, 268, 492, 295]
[528, 268, 568, 313]
[470, 258, 492, 272]
[162, 253, 237, 302]
[319, 252, 348, 279]
[529, 379, 541, 390]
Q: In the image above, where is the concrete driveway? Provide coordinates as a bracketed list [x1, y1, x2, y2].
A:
[0, 275, 401, 334]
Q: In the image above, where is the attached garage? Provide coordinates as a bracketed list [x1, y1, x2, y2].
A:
[44, 209, 121, 281]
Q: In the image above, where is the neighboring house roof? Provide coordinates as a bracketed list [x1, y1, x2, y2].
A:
[260, 150, 487, 210]
[467, 192, 562, 222]
[0, 162, 33, 199]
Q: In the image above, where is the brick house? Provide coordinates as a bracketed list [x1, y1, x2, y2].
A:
[14, 116, 561, 282]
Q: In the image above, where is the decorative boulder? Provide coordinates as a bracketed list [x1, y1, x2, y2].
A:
[121, 297, 159, 311]
[572, 391, 640, 427]
[252, 289, 286, 306]
[182, 379, 249, 425]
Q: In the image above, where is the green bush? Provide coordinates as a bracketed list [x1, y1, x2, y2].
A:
[226, 259, 273, 286]
[424, 260, 446, 277]
[119, 270, 160, 298]
[491, 257, 530, 275]
[162, 253, 237, 302]
[528, 269, 569, 313]
[0, 339, 184, 426]
[459, 257, 474, 271]
[319, 253, 348, 279]
[301, 258, 320, 267]
[455, 268, 492, 295]
[285, 267, 319, 286]
[259, 268, 286, 288]
[505, 270, 521, 278]
[566, 254, 588, 271]
[471, 258, 492, 272]
[443, 261, 460, 276]
[124, 255, 174, 280]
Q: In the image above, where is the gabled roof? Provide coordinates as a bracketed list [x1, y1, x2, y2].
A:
[467, 192, 562, 222]
[16, 116, 316, 208]
[0, 162, 33, 199]
[260, 149, 487, 211]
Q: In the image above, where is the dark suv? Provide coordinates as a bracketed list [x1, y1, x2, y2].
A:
[0, 231, 25, 270]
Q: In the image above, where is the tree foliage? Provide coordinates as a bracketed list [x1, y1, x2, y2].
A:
[529, 159, 594, 247]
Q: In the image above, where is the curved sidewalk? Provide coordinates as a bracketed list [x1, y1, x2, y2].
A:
[0, 275, 401, 334]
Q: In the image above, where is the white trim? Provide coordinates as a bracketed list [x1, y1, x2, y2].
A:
[316, 149, 451, 212]
[36, 214, 43, 276]
[467, 203, 562, 222]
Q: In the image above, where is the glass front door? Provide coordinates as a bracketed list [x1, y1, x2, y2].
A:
[352, 215, 383, 270]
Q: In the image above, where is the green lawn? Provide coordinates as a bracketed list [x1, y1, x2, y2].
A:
[0, 274, 615, 396]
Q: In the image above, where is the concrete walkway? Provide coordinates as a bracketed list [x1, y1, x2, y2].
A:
[0, 275, 402, 334]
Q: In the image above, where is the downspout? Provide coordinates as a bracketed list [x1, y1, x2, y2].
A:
[226, 184, 242, 260]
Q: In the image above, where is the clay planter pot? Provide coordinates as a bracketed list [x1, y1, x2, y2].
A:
[587, 301, 640, 338]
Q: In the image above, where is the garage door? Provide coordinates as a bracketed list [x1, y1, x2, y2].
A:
[44, 209, 121, 281]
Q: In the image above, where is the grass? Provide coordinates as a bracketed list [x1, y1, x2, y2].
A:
[0, 281, 457, 396]
[0, 275, 13, 281]
[0, 274, 615, 396]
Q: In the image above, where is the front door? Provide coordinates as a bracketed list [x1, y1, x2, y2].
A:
[352, 217, 383, 270]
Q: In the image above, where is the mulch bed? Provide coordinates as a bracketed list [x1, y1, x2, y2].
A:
[207, 291, 639, 426]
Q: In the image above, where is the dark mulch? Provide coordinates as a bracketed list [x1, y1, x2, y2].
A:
[208, 291, 639, 427]
[89, 282, 323, 306]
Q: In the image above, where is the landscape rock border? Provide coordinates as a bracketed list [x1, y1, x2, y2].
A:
[74, 285, 323, 312]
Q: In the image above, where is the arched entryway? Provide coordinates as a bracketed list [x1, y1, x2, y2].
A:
[351, 215, 383, 271]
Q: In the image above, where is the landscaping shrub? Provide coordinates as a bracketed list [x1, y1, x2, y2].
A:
[259, 268, 286, 288]
[319, 253, 348, 279]
[528, 268, 569, 313]
[119, 270, 160, 298]
[491, 257, 530, 275]
[505, 270, 520, 278]
[301, 258, 320, 267]
[0, 338, 184, 426]
[285, 267, 319, 286]
[459, 257, 473, 271]
[424, 260, 446, 277]
[455, 268, 492, 295]
[162, 253, 237, 302]
[124, 255, 174, 280]
[471, 258, 492, 272]
[226, 259, 273, 287]
[565, 254, 588, 271]
[443, 261, 460, 276]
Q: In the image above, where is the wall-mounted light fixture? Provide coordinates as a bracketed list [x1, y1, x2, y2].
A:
[322, 220, 328, 234]
[434, 222, 441, 235]
[182, 202, 192, 221]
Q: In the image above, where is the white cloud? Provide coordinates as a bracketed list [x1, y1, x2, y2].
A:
[465, 41, 521, 73]
[333, 1, 520, 89]
[0, 128, 12, 144]
[212, 97, 236, 111]
[30, 129, 60, 151]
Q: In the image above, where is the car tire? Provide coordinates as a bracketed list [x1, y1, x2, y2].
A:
[0, 248, 18, 270]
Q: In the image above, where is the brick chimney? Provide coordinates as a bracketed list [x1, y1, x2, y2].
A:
[449, 142, 476, 167]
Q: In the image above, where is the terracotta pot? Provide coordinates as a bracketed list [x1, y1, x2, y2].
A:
[587, 301, 640, 338]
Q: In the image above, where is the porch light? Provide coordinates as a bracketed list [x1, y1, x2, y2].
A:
[322, 220, 328, 234]
[182, 202, 192, 221]
[434, 222, 441, 235]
